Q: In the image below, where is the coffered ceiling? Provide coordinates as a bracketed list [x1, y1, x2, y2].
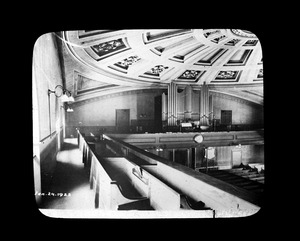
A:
[58, 29, 263, 105]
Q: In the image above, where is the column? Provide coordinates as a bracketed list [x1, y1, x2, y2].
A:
[199, 82, 209, 126]
[167, 82, 178, 126]
[191, 147, 196, 170]
[172, 149, 175, 162]
[186, 148, 193, 168]
[184, 85, 192, 120]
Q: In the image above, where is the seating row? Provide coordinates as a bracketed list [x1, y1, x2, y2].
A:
[78, 131, 261, 217]
[78, 131, 203, 211]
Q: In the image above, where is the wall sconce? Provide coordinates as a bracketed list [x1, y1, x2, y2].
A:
[61, 105, 74, 112]
[48, 85, 75, 102]
[155, 146, 163, 152]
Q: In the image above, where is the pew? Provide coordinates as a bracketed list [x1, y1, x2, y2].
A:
[90, 155, 146, 210]
[130, 164, 182, 210]
[103, 134, 262, 214]
[125, 153, 213, 210]
[89, 154, 184, 210]
[78, 131, 149, 210]
[79, 131, 260, 216]
[79, 131, 214, 213]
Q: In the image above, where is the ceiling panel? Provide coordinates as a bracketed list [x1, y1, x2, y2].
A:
[58, 29, 263, 105]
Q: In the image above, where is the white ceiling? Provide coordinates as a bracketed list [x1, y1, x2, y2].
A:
[59, 29, 263, 105]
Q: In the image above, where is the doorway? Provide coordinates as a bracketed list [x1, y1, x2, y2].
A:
[221, 110, 232, 125]
[231, 149, 242, 167]
[116, 109, 130, 132]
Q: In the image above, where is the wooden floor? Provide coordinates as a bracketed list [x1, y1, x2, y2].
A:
[39, 138, 95, 209]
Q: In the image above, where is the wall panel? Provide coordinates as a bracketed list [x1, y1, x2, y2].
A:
[33, 33, 65, 192]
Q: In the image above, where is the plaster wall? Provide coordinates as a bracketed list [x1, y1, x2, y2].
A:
[33, 33, 65, 192]
[212, 94, 263, 125]
[66, 90, 165, 136]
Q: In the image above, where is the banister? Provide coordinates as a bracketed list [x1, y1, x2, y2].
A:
[102, 133, 263, 209]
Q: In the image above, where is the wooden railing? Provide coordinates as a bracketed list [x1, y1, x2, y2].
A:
[77, 129, 262, 216]
[106, 129, 264, 148]
[77, 129, 202, 211]
[103, 134, 263, 215]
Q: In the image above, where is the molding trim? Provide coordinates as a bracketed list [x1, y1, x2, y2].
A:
[70, 88, 166, 107]
[210, 90, 262, 106]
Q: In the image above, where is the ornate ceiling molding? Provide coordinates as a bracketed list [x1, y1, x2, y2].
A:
[230, 29, 257, 38]
[210, 90, 263, 106]
[70, 87, 166, 107]
[63, 29, 262, 86]
[59, 29, 263, 105]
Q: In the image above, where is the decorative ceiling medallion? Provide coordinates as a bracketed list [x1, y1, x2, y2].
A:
[175, 70, 206, 83]
[225, 39, 241, 46]
[211, 70, 242, 83]
[243, 39, 258, 46]
[231, 29, 257, 38]
[224, 49, 253, 66]
[139, 65, 169, 80]
[85, 38, 130, 61]
[194, 48, 228, 66]
[211, 35, 227, 44]
[203, 29, 221, 38]
[108, 55, 141, 73]
[149, 65, 169, 75]
[254, 69, 263, 81]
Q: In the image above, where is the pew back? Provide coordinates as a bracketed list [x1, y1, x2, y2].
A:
[103, 134, 261, 211]
[101, 157, 182, 210]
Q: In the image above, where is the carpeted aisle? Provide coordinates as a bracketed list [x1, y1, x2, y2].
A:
[39, 138, 95, 210]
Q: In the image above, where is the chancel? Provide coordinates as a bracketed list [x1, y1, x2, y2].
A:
[32, 29, 264, 218]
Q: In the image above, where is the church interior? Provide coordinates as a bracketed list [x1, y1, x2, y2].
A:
[32, 29, 264, 218]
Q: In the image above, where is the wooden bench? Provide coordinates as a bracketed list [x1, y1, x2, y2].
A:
[89, 154, 186, 210]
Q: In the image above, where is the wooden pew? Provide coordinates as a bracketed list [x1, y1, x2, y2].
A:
[126, 153, 212, 210]
[89, 153, 184, 210]
[104, 135, 262, 212]
[118, 156, 209, 211]
[80, 131, 213, 213]
[129, 163, 182, 210]
[90, 155, 151, 210]
[141, 161, 261, 215]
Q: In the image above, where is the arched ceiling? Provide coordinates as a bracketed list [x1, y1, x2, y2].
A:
[60, 29, 263, 105]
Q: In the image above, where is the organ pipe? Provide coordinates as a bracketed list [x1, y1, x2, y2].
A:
[162, 92, 168, 121]
[167, 82, 177, 126]
[184, 85, 192, 120]
[200, 82, 209, 126]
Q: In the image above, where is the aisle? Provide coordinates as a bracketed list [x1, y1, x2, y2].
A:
[39, 138, 95, 210]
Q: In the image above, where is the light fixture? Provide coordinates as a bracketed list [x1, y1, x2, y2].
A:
[48, 85, 74, 103]
[66, 107, 74, 112]
[61, 105, 74, 112]
[68, 95, 75, 102]
[155, 146, 163, 152]
[61, 93, 70, 102]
